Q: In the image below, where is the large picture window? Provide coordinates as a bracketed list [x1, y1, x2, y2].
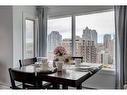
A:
[47, 11, 115, 70]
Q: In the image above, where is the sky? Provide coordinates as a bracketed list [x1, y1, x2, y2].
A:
[47, 11, 115, 43]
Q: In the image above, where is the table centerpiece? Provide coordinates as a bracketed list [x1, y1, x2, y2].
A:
[53, 46, 68, 71]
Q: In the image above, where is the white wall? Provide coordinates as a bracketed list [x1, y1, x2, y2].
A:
[0, 6, 13, 84]
[0, 6, 36, 85]
[13, 6, 36, 68]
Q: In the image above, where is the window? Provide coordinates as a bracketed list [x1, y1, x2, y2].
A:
[76, 11, 115, 69]
[47, 11, 115, 70]
[24, 19, 35, 58]
[47, 17, 72, 61]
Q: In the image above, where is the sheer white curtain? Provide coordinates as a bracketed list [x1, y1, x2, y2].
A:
[115, 6, 127, 89]
[36, 7, 48, 57]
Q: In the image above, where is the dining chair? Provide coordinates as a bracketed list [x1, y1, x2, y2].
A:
[8, 68, 41, 89]
[19, 57, 53, 89]
[19, 57, 37, 67]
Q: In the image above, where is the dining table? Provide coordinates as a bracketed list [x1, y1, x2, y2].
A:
[13, 62, 102, 89]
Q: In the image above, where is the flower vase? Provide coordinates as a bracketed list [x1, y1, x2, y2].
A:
[54, 56, 64, 71]
[57, 56, 64, 61]
[56, 61, 64, 71]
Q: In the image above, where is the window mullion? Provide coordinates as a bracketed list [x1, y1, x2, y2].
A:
[72, 15, 76, 56]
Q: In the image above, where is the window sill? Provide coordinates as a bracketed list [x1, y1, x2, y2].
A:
[100, 68, 115, 75]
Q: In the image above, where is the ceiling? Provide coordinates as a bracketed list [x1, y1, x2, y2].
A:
[47, 6, 113, 18]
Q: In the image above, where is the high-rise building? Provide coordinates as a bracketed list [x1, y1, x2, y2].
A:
[91, 29, 97, 45]
[61, 36, 82, 56]
[96, 50, 104, 64]
[61, 35, 97, 62]
[75, 36, 82, 56]
[102, 52, 113, 65]
[97, 50, 113, 66]
[60, 38, 72, 55]
[82, 27, 97, 45]
[96, 35, 114, 68]
[96, 43, 104, 63]
[48, 31, 62, 52]
[81, 40, 97, 63]
[81, 27, 97, 63]
[103, 34, 111, 49]
[82, 27, 91, 41]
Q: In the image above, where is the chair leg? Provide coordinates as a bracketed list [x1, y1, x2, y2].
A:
[62, 85, 68, 89]
[35, 81, 42, 89]
[52, 84, 60, 89]
[22, 82, 25, 89]
[76, 85, 82, 89]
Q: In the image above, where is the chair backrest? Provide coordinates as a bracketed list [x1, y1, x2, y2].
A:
[72, 57, 83, 62]
[8, 68, 36, 89]
[19, 57, 37, 67]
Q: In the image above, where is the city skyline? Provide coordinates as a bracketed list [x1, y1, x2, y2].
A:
[47, 11, 115, 43]
[48, 28, 114, 44]
[48, 30, 115, 68]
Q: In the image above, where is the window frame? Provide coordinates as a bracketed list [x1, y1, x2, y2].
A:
[22, 13, 36, 59]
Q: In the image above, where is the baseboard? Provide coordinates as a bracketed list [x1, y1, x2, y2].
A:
[0, 81, 10, 87]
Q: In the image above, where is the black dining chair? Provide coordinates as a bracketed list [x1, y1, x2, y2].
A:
[8, 68, 41, 89]
[19, 57, 37, 67]
[19, 57, 53, 89]
[72, 57, 83, 63]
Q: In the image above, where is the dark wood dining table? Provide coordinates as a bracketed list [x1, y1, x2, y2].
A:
[13, 63, 102, 89]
